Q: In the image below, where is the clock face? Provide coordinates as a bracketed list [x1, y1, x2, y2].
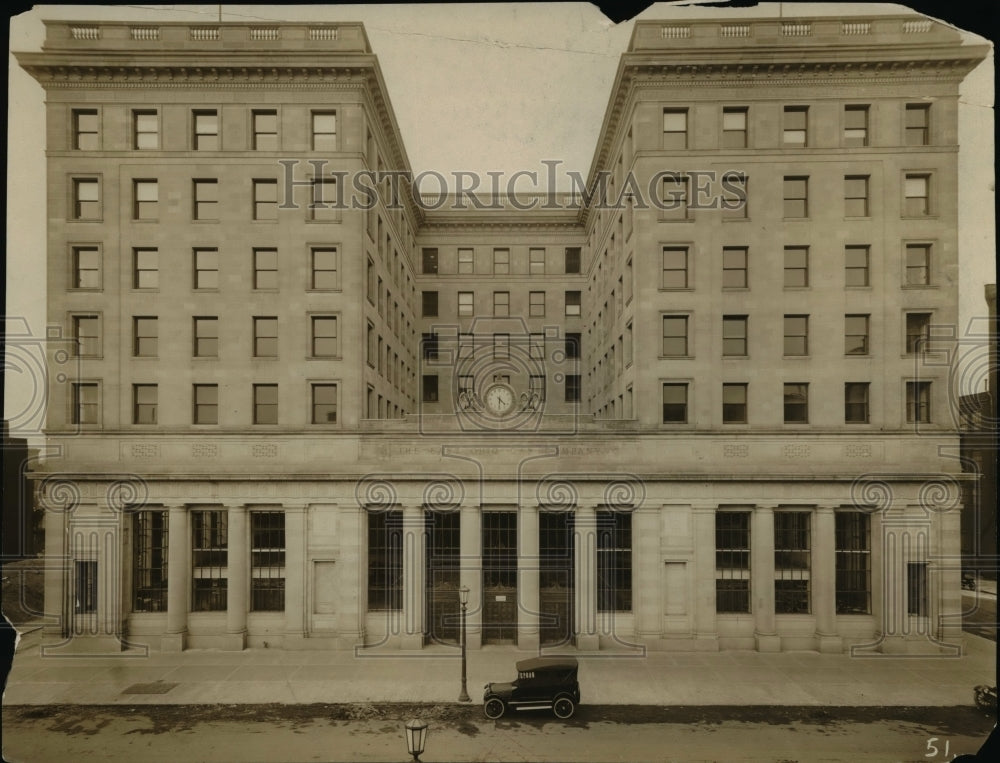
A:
[484, 383, 515, 416]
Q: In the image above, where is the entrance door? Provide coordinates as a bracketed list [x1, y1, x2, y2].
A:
[540, 512, 574, 646]
[425, 511, 461, 644]
[482, 511, 517, 644]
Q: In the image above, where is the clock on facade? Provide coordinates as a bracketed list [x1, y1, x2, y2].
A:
[483, 382, 516, 416]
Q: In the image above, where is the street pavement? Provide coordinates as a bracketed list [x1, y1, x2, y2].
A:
[2, 625, 995, 708]
[3, 703, 998, 762]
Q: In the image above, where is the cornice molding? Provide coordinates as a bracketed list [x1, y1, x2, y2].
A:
[20, 64, 368, 85]
[419, 220, 584, 233]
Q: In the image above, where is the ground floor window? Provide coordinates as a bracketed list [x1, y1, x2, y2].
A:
[907, 562, 928, 616]
[774, 511, 811, 614]
[251, 511, 285, 611]
[367, 509, 402, 610]
[132, 510, 168, 612]
[715, 510, 751, 613]
[597, 509, 632, 612]
[74, 560, 97, 614]
[192, 509, 228, 611]
[835, 511, 871, 614]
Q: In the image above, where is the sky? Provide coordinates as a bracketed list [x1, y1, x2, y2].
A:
[4, 2, 995, 437]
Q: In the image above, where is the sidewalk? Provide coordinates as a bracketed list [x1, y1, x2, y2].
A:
[4, 629, 995, 707]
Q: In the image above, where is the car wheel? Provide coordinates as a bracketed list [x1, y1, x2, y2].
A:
[552, 695, 575, 719]
[484, 697, 506, 719]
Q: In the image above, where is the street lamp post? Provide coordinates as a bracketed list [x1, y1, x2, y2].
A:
[458, 584, 470, 702]
[403, 718, 427, 762]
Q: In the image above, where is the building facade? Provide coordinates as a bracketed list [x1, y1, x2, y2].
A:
[17, 14, 988, 654]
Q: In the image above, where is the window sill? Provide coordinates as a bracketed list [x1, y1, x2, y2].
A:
[721, 216, 749, 222]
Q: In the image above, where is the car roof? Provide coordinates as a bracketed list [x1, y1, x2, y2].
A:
[516, 656, 579, 673]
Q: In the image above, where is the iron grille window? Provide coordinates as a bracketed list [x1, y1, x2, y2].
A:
[774, 511, 811, 614]
[425, 511, 460, 587]
[540, 512, 574, 589]
[907, 562, 928, 616]
[132, 510, 168, 612]
[191, 510, 227, 611]
[251, 511, 285, 611]
[835, 512, 871, 614]
[715, 511, 750, 613]
[597, 510, 632, 612]
[368, 510, 402, 610]
[482, 511, 517, 588]
[74, 560, 98, 614]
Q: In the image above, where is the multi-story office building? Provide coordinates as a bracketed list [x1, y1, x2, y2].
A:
[17, 14, 988, 654]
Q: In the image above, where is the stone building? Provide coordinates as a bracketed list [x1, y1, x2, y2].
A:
[15, 13, 988, 654]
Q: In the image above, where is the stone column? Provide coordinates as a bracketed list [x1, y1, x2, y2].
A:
[518, 503, 540, 651]
[633, 506, 661, 643]
[813, 506, 842, 653]
[692, 506, 718, 645]
[225, 505, 248, 650]
[43, 491, 67, 642]
[284, 504, 307, 648]
[460, 504, 482, 649]
[752, 505, 779, 652]
[162, 504, 189, 652]
[574, 504, 599, 651]
[401, 504, 425, 649]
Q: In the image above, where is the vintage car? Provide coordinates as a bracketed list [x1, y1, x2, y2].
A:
[483, 656, 580, 719]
